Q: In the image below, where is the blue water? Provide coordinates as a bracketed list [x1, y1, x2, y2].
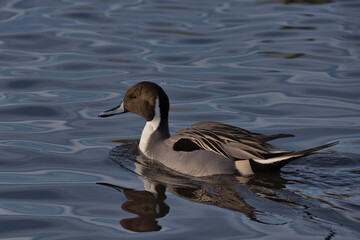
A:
[0, 0, 359, 239]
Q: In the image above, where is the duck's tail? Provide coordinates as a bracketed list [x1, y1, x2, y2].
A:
[238, 141, 339, 175]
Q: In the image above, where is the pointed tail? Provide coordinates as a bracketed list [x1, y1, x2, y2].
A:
[284, 141, 339, 157]
[248, 141, 339, 174]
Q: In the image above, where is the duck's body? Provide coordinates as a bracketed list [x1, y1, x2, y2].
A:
[141, 122, 237, 176]
[99, 81, 338, 177]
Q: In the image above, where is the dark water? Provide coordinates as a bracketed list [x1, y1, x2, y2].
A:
[0, 0, 359, 239]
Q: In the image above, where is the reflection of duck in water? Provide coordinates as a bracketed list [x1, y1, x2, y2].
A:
[98, 182, 168, 232]
[98, 143, 294, 232]
[99, 81, 338, 177]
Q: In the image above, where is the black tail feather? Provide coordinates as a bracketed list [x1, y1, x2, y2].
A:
[250, 141, 339, 173]
[287, 141, 339, 157]
[261, 141, 339, 160]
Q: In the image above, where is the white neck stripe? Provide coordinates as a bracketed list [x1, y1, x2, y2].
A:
[139, 96, 161, 156]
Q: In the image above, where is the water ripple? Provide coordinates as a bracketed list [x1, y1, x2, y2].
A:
[0, 169, 121, 184]
[0, 137, 110, 154]
[0, 120, 71, 133]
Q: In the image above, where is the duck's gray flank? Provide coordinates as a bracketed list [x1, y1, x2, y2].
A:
[99, 81, 338, 177]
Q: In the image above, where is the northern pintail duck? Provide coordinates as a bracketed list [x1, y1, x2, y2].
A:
[99, 81, 338, 177]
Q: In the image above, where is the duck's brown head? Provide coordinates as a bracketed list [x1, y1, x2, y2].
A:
[98, 81, 169, 121]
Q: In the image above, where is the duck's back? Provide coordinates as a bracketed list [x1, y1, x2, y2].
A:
[168, 121, 280, 160]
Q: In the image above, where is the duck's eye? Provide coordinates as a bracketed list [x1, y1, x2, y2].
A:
[130, 95, 137, 99]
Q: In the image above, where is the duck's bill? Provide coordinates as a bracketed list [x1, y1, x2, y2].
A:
[98, 101, 128, 118]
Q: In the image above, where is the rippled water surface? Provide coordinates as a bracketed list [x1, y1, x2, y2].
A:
[1, 0, 359, 239]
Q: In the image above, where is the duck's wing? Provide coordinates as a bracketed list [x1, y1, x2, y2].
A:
[169, 121, 293, 160]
